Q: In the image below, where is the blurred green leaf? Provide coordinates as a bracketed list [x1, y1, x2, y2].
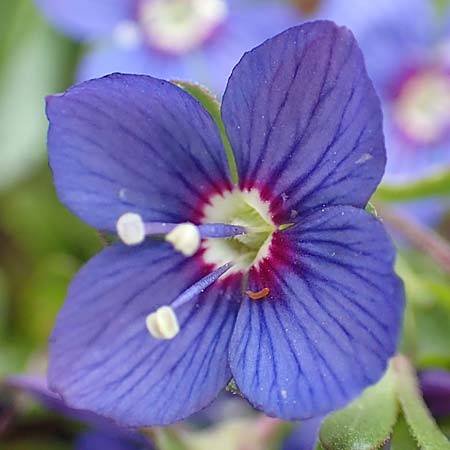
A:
[365, 202, 378, 217]
[0, 341, 29, 376]
[414, 303, 450, 369]
[15, 254, 80, 346]
[0, 0, 78, 190]
[393, 356, 450, 450]
[319, 366, 398, 450]
[2, 439, 70, 450]
[390, 415, 419, 450]
[0, 269, 9, 337]
[374, 169, 450, 202]
[173, 80, 238, 184]
[150, 427, 192, 450]
[0, 169, 101, 260]
[396, 252, 450, 310]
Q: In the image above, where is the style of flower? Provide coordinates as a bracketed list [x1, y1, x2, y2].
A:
[46, 21, 404, 427]
[34, 0, 296, 92]
[318, 0, 450, 183]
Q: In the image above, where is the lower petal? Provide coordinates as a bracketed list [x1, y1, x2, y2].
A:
[230, 206, 404, 420]
[49, 242, 241, 426]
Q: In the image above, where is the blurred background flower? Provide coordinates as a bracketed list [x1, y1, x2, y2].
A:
[34, 0, 298, 93]
[316, 0, 450, 224]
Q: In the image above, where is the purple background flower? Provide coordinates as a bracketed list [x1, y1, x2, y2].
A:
[6, 375, 152, 449]
[34, 0, 298, 93]
[317, 0, 450, 184]
[419, 369, 450, 417]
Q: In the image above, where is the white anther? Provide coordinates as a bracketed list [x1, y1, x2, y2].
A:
[146, 306, 180, 340]
[116, 213, 145, 245]
[166, 223, 201, 256]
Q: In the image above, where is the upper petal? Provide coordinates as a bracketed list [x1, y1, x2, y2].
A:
[49, 242, 241, 426]
[221, 21, 385, 223]
[46, 73, 232, 231]
[229, 206, 404, 420]
[34, 0, 133, 40]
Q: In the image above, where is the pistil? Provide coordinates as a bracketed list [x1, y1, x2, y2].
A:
[116, 212, 248, 256]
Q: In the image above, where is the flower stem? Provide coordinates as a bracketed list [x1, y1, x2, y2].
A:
[376, 203, 450, 275]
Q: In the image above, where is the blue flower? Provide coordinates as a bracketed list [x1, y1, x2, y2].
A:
[318, 0, 450, 183]
[34, 0, 297, 93]
[45, 21, 404, 427]
[419, 369, 450, 418]
[282, 417, 323, 450]
[6, 375, 152, 450]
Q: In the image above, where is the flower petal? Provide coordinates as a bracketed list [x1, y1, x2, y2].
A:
[34, 0, 132, 40]
[46, 73, 232, 231]
[221, 21, 385, 223]
[49, 242, 241, 426]
[7, 375, 116, 430]
[229, 206, 404, 420]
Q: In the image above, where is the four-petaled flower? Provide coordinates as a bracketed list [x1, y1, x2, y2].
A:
[46, 21, 404, 426]
[34, 0, 296, 92]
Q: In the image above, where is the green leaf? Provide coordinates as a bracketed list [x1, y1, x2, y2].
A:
[173, 80, 238, 184]
[149, 427, 192, 450]
[393, 355, 450, 450]
[414, 303, 450, 368]
[365, 202, 378, 217]
[319, 366, 398, 450]
[373, 169, 450, 202]
[390, 415, 419, 450]
[0, 0, 78, 190]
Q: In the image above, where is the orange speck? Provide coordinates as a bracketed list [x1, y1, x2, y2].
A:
[247, 288, 270, 300]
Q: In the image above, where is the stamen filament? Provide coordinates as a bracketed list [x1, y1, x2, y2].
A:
[145, 262, 232, 340]
[171, 262, 232, 309]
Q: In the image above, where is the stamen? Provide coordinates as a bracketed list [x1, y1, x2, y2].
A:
[146, 305, 180, 340]
[145, 263, 232, 340]
[247, 288, 270, 300]
[172, 262, 232, 309]
[116, 213, 145, 245]
[166, 223, 201, 256]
